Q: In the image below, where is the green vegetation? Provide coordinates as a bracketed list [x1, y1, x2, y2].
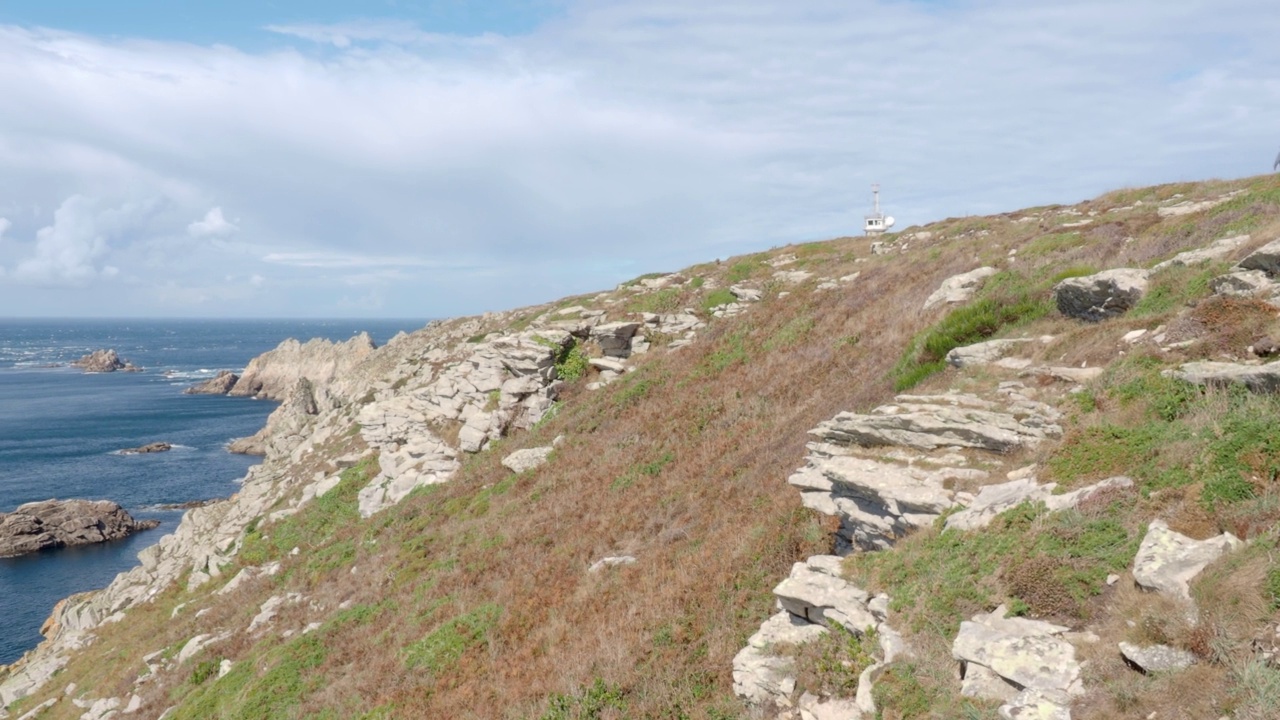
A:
[726, 257, 764, 283]
[627, 287, 683, 314]
[792, 625, 878, 697]
[404, 603, 502, 674]
[701, 287, 737, 311]
[891, 271, 1053, 390]
[1129, 263, 1222, 318]
[537, 678, 628, 720]
[171, 634, 328, 720]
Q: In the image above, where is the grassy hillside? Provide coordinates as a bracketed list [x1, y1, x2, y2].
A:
[8, 173, 1280, 719]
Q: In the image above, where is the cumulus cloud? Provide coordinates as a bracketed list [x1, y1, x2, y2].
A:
[6, 196, 143, 286]
[0, 1, 1278, 315]
[187, 207, 239, 239]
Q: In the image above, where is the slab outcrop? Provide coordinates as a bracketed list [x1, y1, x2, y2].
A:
[1169, 360, 1280, 393]
[923, 267, 997, 310]
[229, 333, 377, 400]
[0, 500, 159, 558]
[952, 605, 1082, 718]
[1132, 519, 1241, 604]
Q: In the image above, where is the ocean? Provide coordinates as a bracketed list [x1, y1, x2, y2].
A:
[0, 318, 423, 665]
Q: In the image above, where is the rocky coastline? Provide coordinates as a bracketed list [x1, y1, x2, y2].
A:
[0, 500, 159, 559]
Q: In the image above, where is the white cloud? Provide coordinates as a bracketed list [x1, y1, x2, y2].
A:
[0, 2, 1278, 315]
[187, 207, 239, 239]
[6, 196, 145, 286]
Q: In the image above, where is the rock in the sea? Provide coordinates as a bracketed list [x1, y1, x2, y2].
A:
[0, 500, 160, 558]
[1054, 268, 1149, 322]
[71, 349, 139, 373]
[1119, 642, 1195, 674]
[225, 436, 266, 456]
[118, 442, 172, 455]
[183, 370, 239, 395]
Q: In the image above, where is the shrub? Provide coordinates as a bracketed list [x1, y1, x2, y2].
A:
[701, 288, 736, 311]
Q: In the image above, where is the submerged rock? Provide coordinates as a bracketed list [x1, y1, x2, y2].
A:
[0, 500, 159, 558]
[118, 442, 172, 455]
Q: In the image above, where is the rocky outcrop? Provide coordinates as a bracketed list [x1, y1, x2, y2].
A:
[1169, 361, 1280, 393]
[501, 446, 554, 474]
[952, 605, 1083, 718]
[229, 333, 377, 400]
[0, 500, 159, 558]
[923, 267, 997, 310]
[71, 349, 138, 373]
[792, 391, 1059, 553]
[1236, 237, 1280, 277]
[1212, 269, 1274, 298]
[944, 475, 1133, 532]
[1054, 268, 1149, 322]
[1153, 234, 1249, 269]
[117, 442, 171, 455]
[733, 557, 903, 717]
[1132, 519, 1241, 604]
[183, 370, 239, 395]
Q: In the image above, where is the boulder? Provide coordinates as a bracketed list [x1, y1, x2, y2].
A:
[772, 557, 877, 633]
[589, 322, 641, 358]
[1169, 361, 1280, 393]
[501, 446, 554, 474]
[923, 267, 998, 310]
[946, 339, 1032, 368]
[1054, 268, 1149, 322]
[1119, 642, 1195, 674]
[183, 370, 239, 395]
[71, 349, 138, 373]
[1132, 519, 1241, 603]
[813, 397, 1060, 453]
[118, 442, 172, 455]
[0, 500, 160, 558]
[1237, 237, 1280, 277]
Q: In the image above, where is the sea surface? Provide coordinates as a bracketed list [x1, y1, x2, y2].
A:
[0, 318, 424, 665]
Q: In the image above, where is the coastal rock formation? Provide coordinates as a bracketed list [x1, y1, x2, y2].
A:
[117, 442, 171, 455]
[228, 333, 377, 400]
[71, 349, 139, 373]
[1054, 268, 1149, 322]
[183, 370, 239, 395]
[1170, 360, 1280, 393]
[0, 500, 159, 558]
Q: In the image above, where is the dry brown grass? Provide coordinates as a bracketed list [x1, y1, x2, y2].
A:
[19, 172, 1280, 720]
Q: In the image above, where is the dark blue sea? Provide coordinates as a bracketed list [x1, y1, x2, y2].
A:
[0, 318, 423, 665]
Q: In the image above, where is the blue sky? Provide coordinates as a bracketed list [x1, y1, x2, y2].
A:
[0, 1, 1278, 318]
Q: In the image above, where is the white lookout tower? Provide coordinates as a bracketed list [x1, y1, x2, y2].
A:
[864, 184, 895, 237]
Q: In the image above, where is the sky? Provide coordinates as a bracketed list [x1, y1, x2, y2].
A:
[0, 1, 1278, 318]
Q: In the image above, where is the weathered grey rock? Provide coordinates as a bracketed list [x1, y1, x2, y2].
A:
[1211, 269, 1273, 297]
[999, 689, 1072, 720]
[72, 349, 138, 373]
[813, 396, 1060, 453]
[117, 442, 172, 455]
[587, 357, 626, 373]
[1237, 237, 1280, 277]
[773, 557, 877, 633]
[182, 370, 239, 395]
[945, 476, 1133, 532]
[501, 446, 554, 474]
[175, 632, 229, 664]
[0, 500, 159, 558]
[729, 285, 762, 302]
[1158, 193, 1239, 218]
[1154, 234, 1250, 269]
[1170, 361, 1280, 393]
[1024, 366, 1104, 384]
[923, 267, 998, 310]
[589, 322, 641, 358]
[1132, 519, 1241, 603]
[797, 692, 863, 720]
[80, 696, 121, 720]
[946, 339, 1032, 368]
[1119, 642, 1195, 673]
[953, 606, 1081, 709]
[1054, 268, 1149, 322]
